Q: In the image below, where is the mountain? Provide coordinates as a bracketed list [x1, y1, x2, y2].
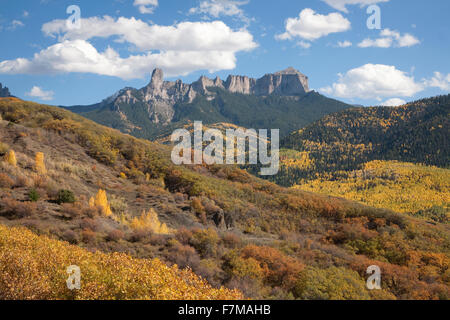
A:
[267, 95, 450, 185]
[0, 83, 12, 98]
[65, 68, 351, 140]
[2, 97, 449, 299]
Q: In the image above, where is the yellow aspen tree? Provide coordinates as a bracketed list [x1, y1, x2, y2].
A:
[5, 150, 17, 167]
[35, 152, 46, 174]
[94, 189, 112, 216]
[130, 209, 169, 234]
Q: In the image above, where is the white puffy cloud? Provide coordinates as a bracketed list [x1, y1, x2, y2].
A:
[320, 64, 424, 99]
[381, 98, 406, 106]
[423, 72, 450, 91]
[358, 29, 420, 48]
[26, 86, 54, 101]
[0, 39, 249, 79]
[321, 0, 389, 13]
[276, 9, 351, 41]
[337, 40, 352, 47]
[42, 17, 256, 52]
[189, 0, 248, 18]
[0, 17, 257, 80]
[133, 0, 158, 14]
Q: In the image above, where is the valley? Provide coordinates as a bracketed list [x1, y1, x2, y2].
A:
[0, 96, 449, 300]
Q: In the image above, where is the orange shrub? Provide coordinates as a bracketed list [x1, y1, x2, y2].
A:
[0, 173, 14, 188]
[241, 245, 305, 290]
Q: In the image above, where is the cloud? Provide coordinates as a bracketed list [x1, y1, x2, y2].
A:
[42, 16, 256, 52]
[320, 63, 423, 99]
[358, 29, 420, 48]
[423, 72, 450, 91]
[189, 0, 252, 25]
[133, 0, 158, 14]
[26, 86, 54, 101]
[297, 41, 311, 49]
[337, 40, 352, 47]
[276, 9, 351, 41]
[321, 0, 389, 13]
[8, 20, 25, 30]
[0, 17, 257, 80]
[381, 98, 406, 106]
[189, 0, 247, 18]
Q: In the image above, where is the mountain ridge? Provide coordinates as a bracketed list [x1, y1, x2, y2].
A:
[64, 67, 350, 140]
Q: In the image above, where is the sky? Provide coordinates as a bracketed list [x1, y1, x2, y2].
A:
[0, 0, 449, 107]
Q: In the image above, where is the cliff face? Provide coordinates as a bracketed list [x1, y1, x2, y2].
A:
[0, 84, 11, 98]
[226, 67, 309, 95]
[140, 67, 309, 100]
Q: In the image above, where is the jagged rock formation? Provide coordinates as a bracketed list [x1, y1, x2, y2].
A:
[141, 67, 309, 101]
[91, 67, 310, 126]
[66, 67, 349, 140]
[0, 83, 11, 98]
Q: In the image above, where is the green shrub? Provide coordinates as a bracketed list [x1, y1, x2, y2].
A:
[56, 189, 76, 204]
[28, 189, 40, 202]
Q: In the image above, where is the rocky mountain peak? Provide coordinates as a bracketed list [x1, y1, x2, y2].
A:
[275, 67, 303, 75]
[108, 67, 311, 126]
[150, 68, 164, 88]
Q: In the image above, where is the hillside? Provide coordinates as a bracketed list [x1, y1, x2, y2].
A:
[268, 95, 450, 185]
[1, 97, 449, 300]
[0, 224, 243, 300]
[293, 160, 449, 222]
[65, 68, 352, 140]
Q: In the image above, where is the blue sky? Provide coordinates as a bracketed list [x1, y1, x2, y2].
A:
[0, 0, 449, 106]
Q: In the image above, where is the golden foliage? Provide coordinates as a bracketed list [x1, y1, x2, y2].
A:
[35, 152, 46, 175]
[0, 224, 243, 300]
[4, 150, 17, 167]
[91, 189, 112, 216]
[130, 209, 170, 234]
[294, 161, 450, 217]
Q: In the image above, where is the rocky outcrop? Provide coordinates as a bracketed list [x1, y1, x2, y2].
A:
[255, 67, 309, 95]
[109, 67, 310, 125]
[225, 67, 309, 95]
[0, 83, 11, 98]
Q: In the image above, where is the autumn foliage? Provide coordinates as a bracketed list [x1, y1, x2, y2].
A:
[4, 150, 16, 167]
[35, 152, 46, 175]
[130, 209, 170, 234]
[0, 224, 243, 300]
[90, 189, 112, 216]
